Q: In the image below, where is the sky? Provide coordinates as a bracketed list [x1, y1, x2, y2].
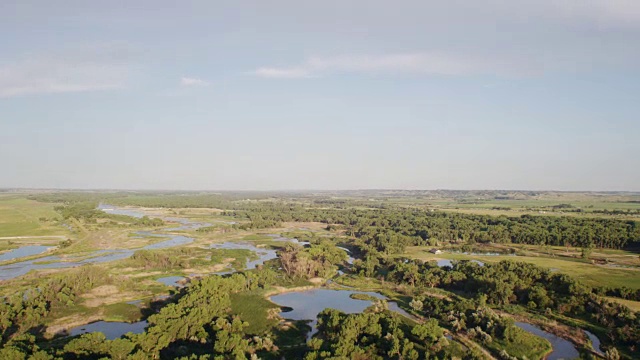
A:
[1, 1, 639, 191]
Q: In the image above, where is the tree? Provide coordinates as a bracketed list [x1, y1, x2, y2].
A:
[411, 319, 443, 345]
[604, 347, 620, 360]
[409, 298, 423, 312]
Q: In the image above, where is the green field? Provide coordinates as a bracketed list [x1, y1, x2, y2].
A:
[0, 197, 66, 237]
[403, 246, 640, 289]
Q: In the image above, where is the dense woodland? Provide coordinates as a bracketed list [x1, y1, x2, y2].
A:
[226, 207, 640, 251]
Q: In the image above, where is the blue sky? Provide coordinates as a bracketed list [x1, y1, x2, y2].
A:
[1, 1, 639, 190]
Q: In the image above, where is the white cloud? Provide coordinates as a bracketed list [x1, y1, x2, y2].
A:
[180, 77, 210, 86]
[544, 0, 640, 28]
[252, 67, 312, 79]
[252, 52, 538, 79]
[0, 47, 130, 98]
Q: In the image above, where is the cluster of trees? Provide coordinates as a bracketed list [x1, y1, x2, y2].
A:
[598, 286, 640, 302]
[134, 216, 165, 227]
[278, 242, 347, 279]
[52, 202, 164, 227]
[1, 270, 284, 359]
[1, 267, 118, 347]
[592, 209, 640, 216]
[54, 203, 105, 221]
[376, 258, 640, 353]
[129, 249, 197, 270]
[306, 309, 448, 360]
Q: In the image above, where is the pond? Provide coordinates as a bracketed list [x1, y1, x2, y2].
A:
[0, 245, 54, 262]
[267, 234, 310, 246]
[435, 259, 484, 267]
[515, 322, 579, 360]
[68, 320, 147, 340]
[270, 289, 413, 340]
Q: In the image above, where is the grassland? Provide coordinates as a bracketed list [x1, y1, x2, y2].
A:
[379, 191, 640, 219]
[229, 292, 280, 335]
[403, 246, 640, 289]
[0, 196, 69, 238]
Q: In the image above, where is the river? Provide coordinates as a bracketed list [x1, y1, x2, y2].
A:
[514, 322, 579, 360]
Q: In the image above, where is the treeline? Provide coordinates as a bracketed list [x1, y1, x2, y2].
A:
[225, 207, 640, 251]
[53, 202, 164, 227]
[129, 249, 197, 270]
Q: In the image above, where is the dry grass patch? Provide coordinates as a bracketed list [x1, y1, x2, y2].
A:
[81, 285, 143, 307]
[46, 313, 104, 337]
[282, 222, 328, 231]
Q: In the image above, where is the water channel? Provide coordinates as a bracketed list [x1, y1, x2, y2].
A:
[514, 322, 580, 360]
[0, 245, 54, 262]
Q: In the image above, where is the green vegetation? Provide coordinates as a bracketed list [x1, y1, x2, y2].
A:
[349, 293, 378, 301]
[229, 293, 279, 335]
[279, 240, 347, 279]
[1, 190, 639, 359]
[403, 246, 640, 289]
[0, 197, 67, 238]
[103, 303, 144, 322]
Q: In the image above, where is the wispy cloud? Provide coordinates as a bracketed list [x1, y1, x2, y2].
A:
[180, 77, 210, 86]
[251, 52, 537, 79]
[0, 46, 131, 98]
[252, 67, 313, 79]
